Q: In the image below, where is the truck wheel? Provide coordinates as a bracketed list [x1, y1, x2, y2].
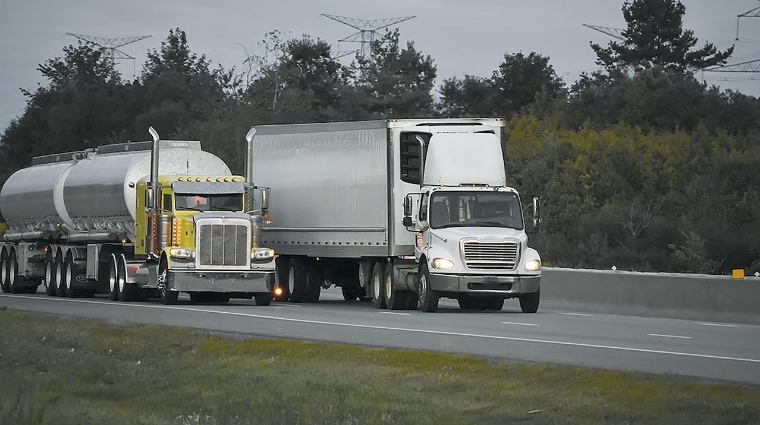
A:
[288, 259, 307, 303]
[417, 263, 439, 313]
[371, 261, 387, 309]
[383, 264, 407, 310]
[44, 252, 56, 297]
[0, 249, 9, 293]
[117, 254, 136, 302]
[54, 254, 66, 297]
[158, 257, 178, 305]
[63, 256, 78, 298]
[107, 254, 119, 301]
[8, 251, 23, 294]
[519, 289, 540, 313]
[255, 292, 273, 306]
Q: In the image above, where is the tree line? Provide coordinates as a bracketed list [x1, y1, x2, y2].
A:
[1, 0, 758, 275]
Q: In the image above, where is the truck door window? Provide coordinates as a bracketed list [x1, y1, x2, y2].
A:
[162, 193, 173, 212]
[419, 193, 429, 221]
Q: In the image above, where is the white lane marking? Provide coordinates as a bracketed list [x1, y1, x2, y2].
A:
[699, 323, 739, 328]
[560, 312, 593, 317]
[272, 303, 301, 307]
[379, 311, 412, 316]
[3, 295, 760, 364]
[501, 321, 540, 327]
[648, 333, 693, 339]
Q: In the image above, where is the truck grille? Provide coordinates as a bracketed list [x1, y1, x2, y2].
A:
[197, 222, 249, 269]
[462, 241, 519, 270]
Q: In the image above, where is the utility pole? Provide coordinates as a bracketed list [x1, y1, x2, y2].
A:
[321, 14, 416, 59]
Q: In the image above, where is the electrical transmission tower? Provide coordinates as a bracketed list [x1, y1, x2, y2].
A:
[703, 58, 760, 73]
[67, 33, 151, 76]
[582, 24, 626, 41]
[736, 1, 760, 40]
[321, 14, 416, 59]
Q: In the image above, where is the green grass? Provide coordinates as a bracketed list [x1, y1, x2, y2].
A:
[0, 309, 759, 425]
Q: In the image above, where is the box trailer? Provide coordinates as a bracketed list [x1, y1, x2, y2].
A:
[247, 118, 542, 312]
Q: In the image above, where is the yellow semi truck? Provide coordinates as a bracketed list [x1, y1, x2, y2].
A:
[0, 127, 276, 305]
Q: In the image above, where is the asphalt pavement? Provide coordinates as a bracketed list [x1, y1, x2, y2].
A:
[1, 288, 759, 386]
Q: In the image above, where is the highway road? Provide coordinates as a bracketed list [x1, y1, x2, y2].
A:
[2, 288, 759, 386]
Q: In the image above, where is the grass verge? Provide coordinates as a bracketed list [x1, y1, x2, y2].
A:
[0, 309, 759, 425]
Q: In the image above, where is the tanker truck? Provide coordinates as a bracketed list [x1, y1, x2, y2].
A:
[247, 118, 542, 313]
[0, 127, 276, 305]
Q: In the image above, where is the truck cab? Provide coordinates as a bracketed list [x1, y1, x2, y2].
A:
[402, 128, 541, 313]
[133, 175, 276, 304]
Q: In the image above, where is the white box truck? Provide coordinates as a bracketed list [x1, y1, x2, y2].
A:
[247, 118, 542, 312]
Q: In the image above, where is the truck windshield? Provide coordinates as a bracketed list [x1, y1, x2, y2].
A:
[429, 191, 523, 230]
[175, 194, 243, 212]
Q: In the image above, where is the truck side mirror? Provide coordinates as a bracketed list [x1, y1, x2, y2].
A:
[403, 216, 413, 227]
[532, 196, 540, 230]
[403, 196, 413, 217]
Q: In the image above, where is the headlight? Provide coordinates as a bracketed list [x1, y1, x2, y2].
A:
[525, 259, 541, 271]
[169, 248, 194, 259]
[251, 248, 275, 261]
[432, 258, 455, 269]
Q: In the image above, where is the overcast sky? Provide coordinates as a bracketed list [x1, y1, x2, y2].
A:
[1, 0, 758, 131]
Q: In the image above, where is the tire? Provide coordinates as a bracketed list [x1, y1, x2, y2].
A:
[288, 260, 307, 303]
[107, 254, 119, 301]
[371, 261, 386, 309]
[383, 263, 407, 310]
[254, 292, 273, 306]
[117, 254, 136, 302]
[54, 254, 65, 297]
[8, 250, 23, 294]
[44, 252, 56, 297]
[519, 289, 540, 313]
[158, 256, 178, 305]
[417, 262, 439, 313]
[63, 255, 78, 298]
[0, 249, 9, 293]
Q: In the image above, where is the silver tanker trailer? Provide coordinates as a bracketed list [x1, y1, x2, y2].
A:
[0, 127, 276, 305]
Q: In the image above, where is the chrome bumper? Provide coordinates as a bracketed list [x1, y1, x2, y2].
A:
[428, 273, 540, 295]
[165, 269, 275, 293]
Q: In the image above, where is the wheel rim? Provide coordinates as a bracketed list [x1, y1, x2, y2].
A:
[419, 274, 427, 305]
[372, 268, 381, 300]
[118, 257, 126, 293]
[56, 261, 63, 290]
[9, 258, 17, 289]
[384, 269, 392, 301]
[109, 257, 116, 292]
[66, 262, 73, 290]
[358, 266, 365, 288]
[288, 266, 295, 294]
[0, 255, 7, 288]
[45, 260, 53, 289]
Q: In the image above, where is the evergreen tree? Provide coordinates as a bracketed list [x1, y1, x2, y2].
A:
[591, 0, 733, 72]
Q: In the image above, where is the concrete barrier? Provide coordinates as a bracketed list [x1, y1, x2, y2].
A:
[539, 267, 760, 325]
